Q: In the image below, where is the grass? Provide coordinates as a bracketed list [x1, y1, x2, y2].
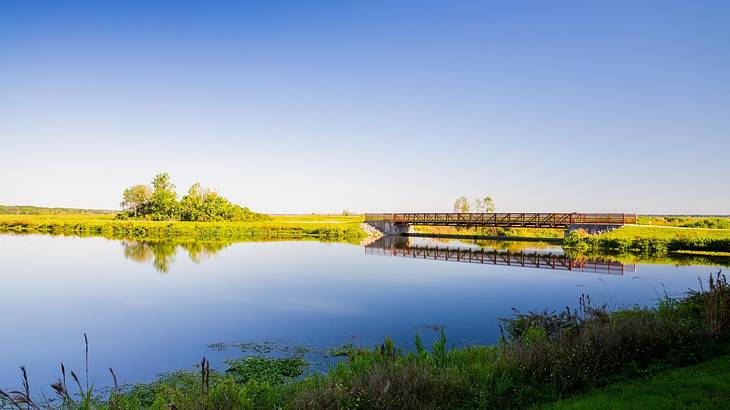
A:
[0, 204, 116, 215]
[564, 225, 730, 254]
[541, 354, 730, 409]
[563, 249, 730, 268]
[674, 250, 730, 257]
[412, 225, 564, 239]
[4, 273, 730, 409]
[638, 215, 730, 229]
[0, 214, 367, 242]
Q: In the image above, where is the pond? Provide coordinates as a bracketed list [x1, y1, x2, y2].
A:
[0, 234, 724, 391]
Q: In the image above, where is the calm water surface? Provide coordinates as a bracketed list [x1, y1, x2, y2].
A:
[0, 234, 723, 391]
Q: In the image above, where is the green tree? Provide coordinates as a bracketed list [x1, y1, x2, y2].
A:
[145, 173, 179, 220]
[119, 173, 266, 222]
[179, 182, 256, 222]
[179, 183, 205, 222]
[472, 195, 496, 213]
[453, 196, 470, 213]
[483, 195, 496, 213]
[120, 184, 152, 217]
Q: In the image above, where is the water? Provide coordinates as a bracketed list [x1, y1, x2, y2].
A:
[0, 234, 724, 391]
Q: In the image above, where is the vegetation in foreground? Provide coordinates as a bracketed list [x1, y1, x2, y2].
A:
[542, 353, 730, 409]
[3, 272, 730, 409]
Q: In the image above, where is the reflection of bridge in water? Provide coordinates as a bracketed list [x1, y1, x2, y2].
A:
[365, 237, 635, 275]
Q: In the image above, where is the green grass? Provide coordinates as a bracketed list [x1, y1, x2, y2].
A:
[0, 204, 116, 215]
[541, 354, 730, 410]
[674, 250, 730, 257]
[638, 215, 730, 229]
[412, 224, 564, 239]
[564, 225, 730, 254]
[601, 225, 730, 241]
[0, 214, 367, 242]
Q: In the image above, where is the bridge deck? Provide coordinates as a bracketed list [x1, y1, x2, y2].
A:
[365, 212, 636, 229]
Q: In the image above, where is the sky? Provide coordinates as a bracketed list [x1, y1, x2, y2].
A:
[1, 1, 728, 214]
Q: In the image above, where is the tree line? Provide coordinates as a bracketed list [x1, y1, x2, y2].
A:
[453, 195, 495, 213]
[119, 173, 267, 222]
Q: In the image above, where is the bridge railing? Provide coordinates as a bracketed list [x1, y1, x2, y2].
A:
[364, 212, 636, 227]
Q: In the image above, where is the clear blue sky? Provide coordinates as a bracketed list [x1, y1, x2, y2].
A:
[1, 1, 728, 214]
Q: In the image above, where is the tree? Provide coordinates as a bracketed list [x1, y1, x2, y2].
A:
[483, 195, 496, 213]
[473, 198, 485, 213]
[453, 196, 470, 213]
[118, 173, 267, 222]
[179, 183, 205, 222]
[179, 182, 257, 222]
[146, 172, 179, 220]
[120, 184, 152, 217]
[472, 195, 496, 213]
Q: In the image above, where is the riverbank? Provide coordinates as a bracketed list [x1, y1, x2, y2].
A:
[3, 213, 730, 254]
[406, 221, 730, 254]
[0, 214, 366, 242]
[412, 224, 564, 239]
[565, 225, 730, 254]
[4, 272, 729, 409]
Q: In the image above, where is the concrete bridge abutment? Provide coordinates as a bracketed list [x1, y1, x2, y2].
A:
[364, 221, 413, 236]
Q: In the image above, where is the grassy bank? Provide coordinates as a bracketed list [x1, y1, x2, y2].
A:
[0, 214, 367, 242]
[637, 215, 730, 229]
[565, 225, 730, 254]
[542, 354, 730, 409]
[412, 225, 564, 239]
[4, 273, 730, 409]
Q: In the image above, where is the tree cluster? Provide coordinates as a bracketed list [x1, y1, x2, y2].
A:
[453, 195, 496, 213]
[119, 173, 265, 222]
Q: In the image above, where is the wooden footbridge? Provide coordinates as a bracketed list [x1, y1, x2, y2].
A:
[364, 212, 636, 235]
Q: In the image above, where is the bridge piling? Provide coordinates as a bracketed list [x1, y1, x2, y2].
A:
[364, 220, 412, 236]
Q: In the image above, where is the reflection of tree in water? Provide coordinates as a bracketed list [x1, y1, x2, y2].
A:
[179, 241, 231, 264]
[121, 240, 231, 273]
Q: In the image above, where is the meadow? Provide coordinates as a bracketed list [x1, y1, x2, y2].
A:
[0, 214, 366, 242]
[565, 225, 730, 254]
[637, 215, 730, 229]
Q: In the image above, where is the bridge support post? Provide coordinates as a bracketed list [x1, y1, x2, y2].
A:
[364, 221, 412, 236]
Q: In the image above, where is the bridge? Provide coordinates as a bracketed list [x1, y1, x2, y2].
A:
[365, 237, 633, 275]
[364, 212, 636, 235]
